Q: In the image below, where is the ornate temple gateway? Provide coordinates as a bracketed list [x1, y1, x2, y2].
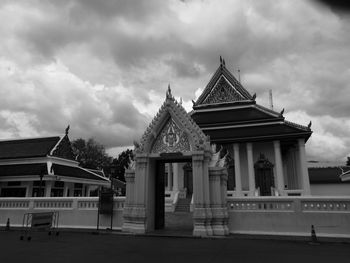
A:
[123, 59, 313, 236]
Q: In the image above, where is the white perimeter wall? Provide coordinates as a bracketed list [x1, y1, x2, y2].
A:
[227, 196, 350, 238]
[1, 196, 350, 238]
[0, 197, 125, 230]
[311, 184, 350, 196]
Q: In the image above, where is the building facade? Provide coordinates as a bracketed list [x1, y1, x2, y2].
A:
[0, 130, 110, 197]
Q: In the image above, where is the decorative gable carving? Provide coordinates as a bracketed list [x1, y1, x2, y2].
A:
[203, 76, 244, 104]
[51, 135, 75, 160]
[151, 118, 191, 153]
[134, 86, 210, 154]
[194, 62, 254, 107]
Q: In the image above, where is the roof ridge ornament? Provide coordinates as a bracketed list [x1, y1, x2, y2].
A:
[166, 84, 174, 101]
[308, 121, 312, 129]
[219, 56, 226, 68]
[65, 125, 70, 135]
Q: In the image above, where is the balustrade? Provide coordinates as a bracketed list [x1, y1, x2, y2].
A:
[227, 197, 350, 213]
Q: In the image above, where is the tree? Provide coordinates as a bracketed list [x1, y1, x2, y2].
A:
[110, 149, 133, 182]
[71, 138, 112, 170]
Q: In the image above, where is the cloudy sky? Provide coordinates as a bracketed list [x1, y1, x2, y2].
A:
[0, 0, 349, 162]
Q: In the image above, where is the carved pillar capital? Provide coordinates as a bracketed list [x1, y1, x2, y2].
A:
[192, 152, 204, 162]
[125, 170, 135, 183]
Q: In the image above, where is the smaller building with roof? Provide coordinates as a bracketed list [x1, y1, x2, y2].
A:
[308, 161, 350, 196]
[0, 128, 110, 197]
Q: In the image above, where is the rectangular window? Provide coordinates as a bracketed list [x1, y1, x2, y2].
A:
[7, 181, 21, 186]
[74, 183, 83, 197]
[33, 181, 46, 187]
[1, 188, 26, 197]
[54, 181, 64, 188]
[51, 181, 64, 197]
[32, 181, 46, 197]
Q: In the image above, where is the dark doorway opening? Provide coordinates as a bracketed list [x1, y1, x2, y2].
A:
[254, 154, 274, 196]
[154, 158, 193, 233]
[155, 162, 165, 230]
[183, 162, 193, 196]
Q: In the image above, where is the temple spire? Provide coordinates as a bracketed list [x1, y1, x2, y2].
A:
[166, 84, 173, 100]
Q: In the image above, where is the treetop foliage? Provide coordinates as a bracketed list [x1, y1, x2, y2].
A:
[71, 138, 112, 170]
[71, 138, 133, 182]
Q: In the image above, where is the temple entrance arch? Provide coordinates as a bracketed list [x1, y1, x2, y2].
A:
[122, 87, 229, 236]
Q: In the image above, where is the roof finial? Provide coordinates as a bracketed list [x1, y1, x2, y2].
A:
[269, 89, 274, 110]
[166, 84, 172, 100]
[65, 125, 70, 135]
[280, 108, 284, 115]
[219, 56, 222, 65]
[308, 121, 312, 129]
[179, 97, 183, 105]
[223, 59, 226, 66]
[238, 68, 241, 82]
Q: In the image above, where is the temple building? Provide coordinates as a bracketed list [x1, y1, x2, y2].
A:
[161, 59, 312, 209]
[0, 129, 110, 197]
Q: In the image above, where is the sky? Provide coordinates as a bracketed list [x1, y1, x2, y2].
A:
[0, 0, 350, 162]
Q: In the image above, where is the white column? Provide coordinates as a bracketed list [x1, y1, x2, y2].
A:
[298, 138, 311, 195]
[135, 156, 147, 205]
[233, 143, 242, 196]
[173, 163, 179, 192]
[192, 153, 207, 237]
[63, 183, 69, 197]
[26, 182, 33, 197]
[273, 140, 285, 196]
[45, 181, 52, 197]
[246, 143, 255, 196]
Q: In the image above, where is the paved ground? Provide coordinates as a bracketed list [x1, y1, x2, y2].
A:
[0, 230, 350, 263]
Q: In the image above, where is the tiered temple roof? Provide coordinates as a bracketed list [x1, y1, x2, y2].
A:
[191, 60, 312, 143]
[0, 134, 109, 184]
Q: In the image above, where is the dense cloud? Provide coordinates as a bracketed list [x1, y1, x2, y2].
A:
[0, 0, 350, 161]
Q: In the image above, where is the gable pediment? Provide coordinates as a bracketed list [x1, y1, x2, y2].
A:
[202, 76, 245, 104]
[195, 63, 253, 107]
[135, 87, 210, 154]
[151, 117, 191, 153]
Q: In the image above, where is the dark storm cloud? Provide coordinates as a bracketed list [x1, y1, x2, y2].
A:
[1, 0, 350, 160]
[315, 0, 350, 14]
[165, 57, 201, 78]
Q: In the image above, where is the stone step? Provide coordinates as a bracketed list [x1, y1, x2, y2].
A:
[175, 197, 192, 212]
